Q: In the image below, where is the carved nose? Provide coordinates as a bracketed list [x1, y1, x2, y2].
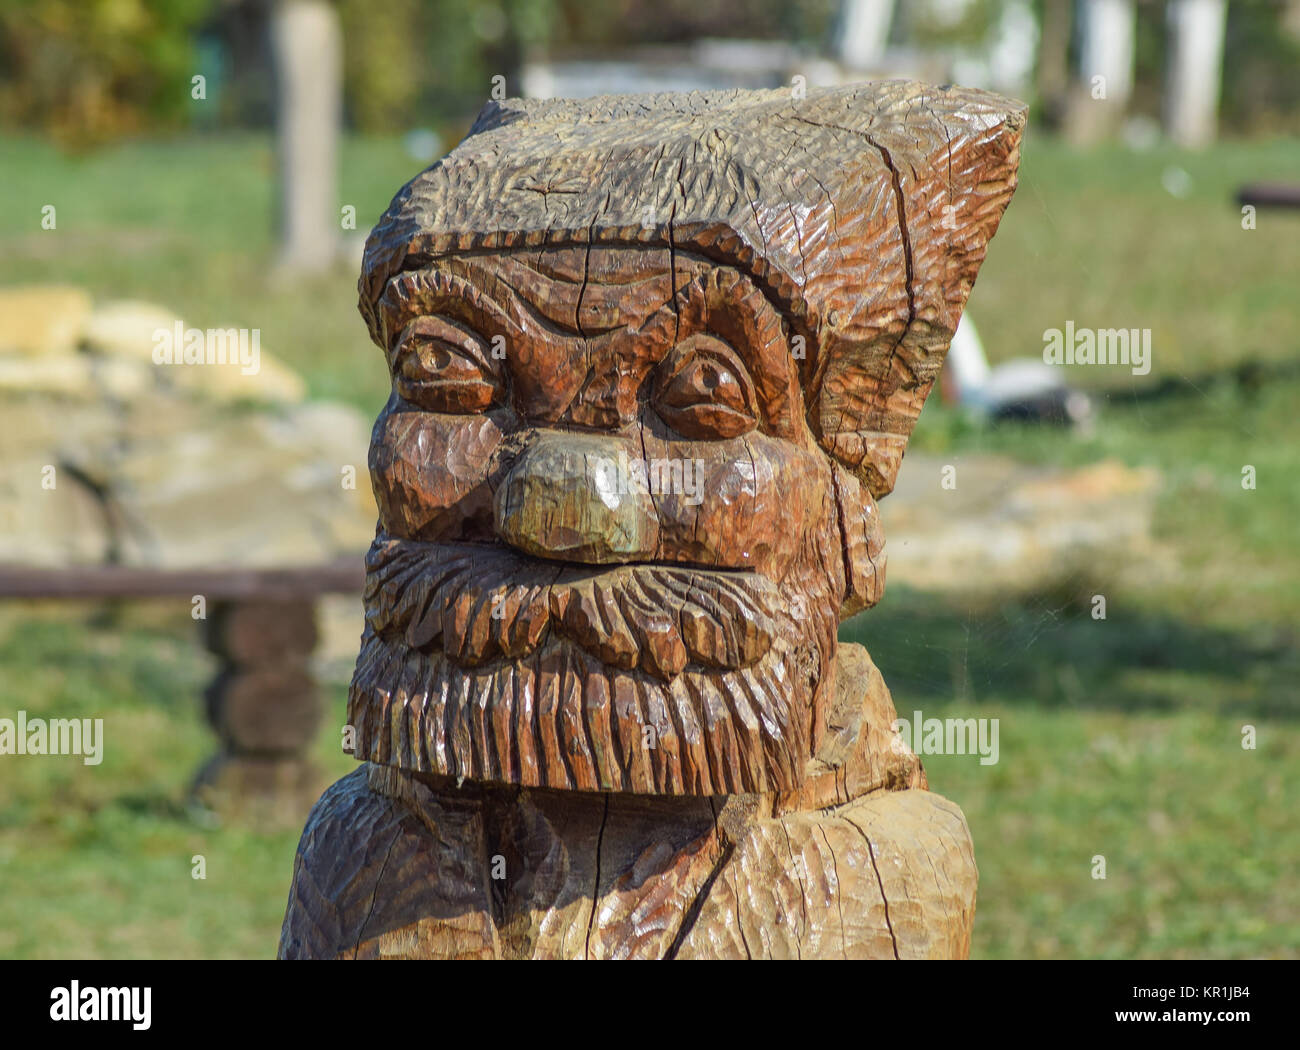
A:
[493, 432, 659, 564]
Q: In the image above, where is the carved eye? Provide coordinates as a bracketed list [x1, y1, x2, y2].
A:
[653, 334, 757, 439]
[392, 318, 503, 413]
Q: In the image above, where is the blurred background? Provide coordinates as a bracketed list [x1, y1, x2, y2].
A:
[0, 0, 1296, 959]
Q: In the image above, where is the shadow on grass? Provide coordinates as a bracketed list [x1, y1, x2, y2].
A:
[112, 794, 197, 823]
[842, 586, 1299, 721]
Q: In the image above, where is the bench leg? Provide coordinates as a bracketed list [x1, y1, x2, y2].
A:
[193, 598, 326, 825]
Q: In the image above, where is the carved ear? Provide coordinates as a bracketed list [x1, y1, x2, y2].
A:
[831, 463, 886, 619]
[808, 91, 1027, 500]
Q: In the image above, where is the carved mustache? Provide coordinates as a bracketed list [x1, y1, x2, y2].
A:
[346, 627, 808, 794]
[363, 536, 781, 680]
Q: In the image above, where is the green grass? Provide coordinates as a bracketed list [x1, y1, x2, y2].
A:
[0, 130, 1297, 958]
[921, 703, 1297, 958]
[969, 129, 1300, 382]
[0, 605, 355, 959]
[844, 573, 1299, 957]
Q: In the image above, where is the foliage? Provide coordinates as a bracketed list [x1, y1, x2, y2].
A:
[0, 0, 211, 147]
[339, 0, 425, 133]
[2, 1, 1297, 143]
[1221, 0, 1300, 135]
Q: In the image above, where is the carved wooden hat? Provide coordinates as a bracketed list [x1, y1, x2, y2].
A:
[359, 80, 1026, 498]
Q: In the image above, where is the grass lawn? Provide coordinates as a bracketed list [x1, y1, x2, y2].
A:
[0, 129, 1296, 958]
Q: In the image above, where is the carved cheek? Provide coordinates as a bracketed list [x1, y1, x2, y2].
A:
[368, 407, 502, 542]
[648, 432, 824, 576]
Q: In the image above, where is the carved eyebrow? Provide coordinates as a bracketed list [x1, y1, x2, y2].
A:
[460, 251, 680, 337]
[382, 254, 678, 341]
[381, 261, 596, 342]
[378, 269, 512, 350]
[489, 266, 599, 337]
[381, 254, 802, 434]
[668, 267, 800, 429]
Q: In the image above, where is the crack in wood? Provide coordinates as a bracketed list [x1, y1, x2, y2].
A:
[816, 823, 849, 960]
[352, 824, 401, 959]
[583, 792, 611, 959]
[663, 797, 731, 959]
[845, 815, 900, 960]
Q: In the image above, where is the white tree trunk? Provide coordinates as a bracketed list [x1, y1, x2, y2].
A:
[1165, 0, 1228, 148]
[1077, 0, 1136, 109]
[270, 0, 342, 272]
[1285, 0, 1300, 41]
[836, 0, 896, 70]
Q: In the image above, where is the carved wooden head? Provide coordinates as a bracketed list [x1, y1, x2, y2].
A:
[346, 82, 1026, 796]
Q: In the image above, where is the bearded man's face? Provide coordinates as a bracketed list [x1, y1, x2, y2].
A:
[345, 245, 855, 795]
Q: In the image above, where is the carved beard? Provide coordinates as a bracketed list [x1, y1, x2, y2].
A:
[345, 536, 842, 795]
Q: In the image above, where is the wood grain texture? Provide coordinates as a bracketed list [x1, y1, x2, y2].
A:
[278, 774, 974, 960]
[279, 643, 975, 959]
[281, 80, 1025, 958]
[359, 82, 1026, 499]
[675, 790, 976, 960]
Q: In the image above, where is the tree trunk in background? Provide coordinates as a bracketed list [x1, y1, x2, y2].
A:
[835, 0, 896, 70]
[270, 0, 341, 272]
[1164, 0, 1228, 148]
[1079, 0, 1136, 105]
[1036, 0, 1072, 128]
[1063, 0, 1135, 143]
[1285, 0, 1300, 41]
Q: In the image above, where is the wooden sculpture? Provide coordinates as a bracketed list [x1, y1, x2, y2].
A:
[279, 81, 1025, 959]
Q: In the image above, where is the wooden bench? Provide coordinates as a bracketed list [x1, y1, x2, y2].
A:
[1237, 183, 1300, 210]
[0, 561, 363, 822]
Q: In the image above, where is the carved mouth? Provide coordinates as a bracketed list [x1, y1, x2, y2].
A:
[363, 535, 780, 680]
